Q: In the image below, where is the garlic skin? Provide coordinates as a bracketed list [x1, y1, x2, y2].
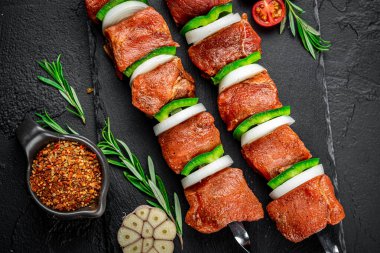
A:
[117, 205, 176, 253]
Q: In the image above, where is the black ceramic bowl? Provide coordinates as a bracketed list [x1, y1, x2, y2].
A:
[16, 116, 109, 219]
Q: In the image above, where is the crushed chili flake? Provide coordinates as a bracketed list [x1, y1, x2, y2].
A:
[86, 87, 94, 94]
[30, 140, 102, 212]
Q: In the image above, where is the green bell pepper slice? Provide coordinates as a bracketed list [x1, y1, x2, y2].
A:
[211, 51, 262, 85]
[181, 144, 224, 176]
[123, 46, 177, 78]
[267, 158, 320, 189]
[180, 3, 233, 35]
[233, 106, 291, 140]
[154, 98, 199, 122]
[96, 0, 149, 22]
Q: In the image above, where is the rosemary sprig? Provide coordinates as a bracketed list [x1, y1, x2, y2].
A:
[97, 118, 184, 246]
[35, 110, 78, 135]
[281, 0, 331, 59]
[37, 55, 86, 124]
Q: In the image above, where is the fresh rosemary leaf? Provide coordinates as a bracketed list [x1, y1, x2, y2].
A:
[309, 34, 330, 51]
[66, 125, 79, 135]
[107, 159, 127, 168]
[97, 141, 111, 149]
[37, 55, 86, 124]
[132, 154, 145, 179]
[156, 176, 170, 210]
[148, 180, 168, 213]
[37, 76, 64, 92]
[288, 10, 296, 37]
[124, 172, 154, 198]
[118, 139, 134, 161]
[35, 111, 69, 134]
[289, 0, 304, 13]
[120, 157, 143, 180]
[101, 149, 121, 156]
[297, 21, 308, 51]
[174, 193, 182, 234]
[148, 156, 156, 186]
[146, 199, 162, 210]
[302, 26, 316, 59]
[66, 106, 82, 118]
[280, 14, 287, 34]
[303, 21, 320, 36]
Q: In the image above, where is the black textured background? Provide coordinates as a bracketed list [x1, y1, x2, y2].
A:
[0, 0, 379, 252]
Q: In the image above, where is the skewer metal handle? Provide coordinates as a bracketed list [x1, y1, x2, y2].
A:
[318, 229, 341, 253]
[229, 222, 252, 253]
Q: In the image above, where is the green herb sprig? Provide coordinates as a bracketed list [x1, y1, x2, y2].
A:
[36, 110, 78, 135]
[280, 0, 331, 59]
[97, 118, 183, 246]
[37, 55, 86, 124]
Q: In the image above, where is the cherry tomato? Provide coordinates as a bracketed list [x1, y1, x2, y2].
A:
[252, 0, 286, 27]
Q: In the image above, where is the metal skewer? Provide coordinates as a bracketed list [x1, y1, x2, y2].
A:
[229, 222, 252, 253]
[317, 230, 340, 253]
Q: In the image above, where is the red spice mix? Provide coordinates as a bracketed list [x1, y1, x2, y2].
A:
[30, 140, 102, 212]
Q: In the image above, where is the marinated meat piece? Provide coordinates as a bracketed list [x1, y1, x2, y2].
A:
[218, 71, 282, 131]
[267, 175, 345, 243]
[188, 14, 261, 77]
[85, 0, 109, 23]
[158, 112, 221, 174]
[132, 58, 195, 116]
[242, 125, 311, 180]
[104, 7, 179, 72]
[166, 0, 231, 26]
[185, 168, 264, 233]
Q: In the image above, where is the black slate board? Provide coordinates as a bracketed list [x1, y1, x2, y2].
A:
[1, 0, 379, 252]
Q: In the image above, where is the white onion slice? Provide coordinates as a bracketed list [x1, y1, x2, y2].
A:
[269, 164, 325, 199]
[130, 55, 176, 85]
[181, 155, 234, 189]
[153, 104, 206, 136]
[219, 64, 266, 94]
[185, 13, 241, 45]
[241, 116, 295, 147]
[102, 1, 148, 33]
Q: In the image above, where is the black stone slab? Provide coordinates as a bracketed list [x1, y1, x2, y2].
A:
[318, 0, 380, 252]
[0, 0, 379, 252]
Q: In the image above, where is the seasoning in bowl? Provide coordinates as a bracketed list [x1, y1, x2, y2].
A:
[30, 140, 102, 212]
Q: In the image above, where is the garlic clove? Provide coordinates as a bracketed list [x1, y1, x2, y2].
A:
[123, 238, 143, 253]
[147, 208, 167, 228]
[135, 205, 151, 221]
[123, 213, 144, 233]
[142, 221, 154, 238]
[153, 240, 174, 253]
[153, 220, 176, 241]
[142, 238, 154, 253]
[147, 248, 158, 253]
[117, 227, 141, 247]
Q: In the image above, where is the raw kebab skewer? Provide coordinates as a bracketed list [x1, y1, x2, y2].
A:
[164, 0, 345, 244]
[84, 0, 264, 250]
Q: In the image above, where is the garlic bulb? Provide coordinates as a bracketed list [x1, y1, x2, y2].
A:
[117, 205, 176, 253]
